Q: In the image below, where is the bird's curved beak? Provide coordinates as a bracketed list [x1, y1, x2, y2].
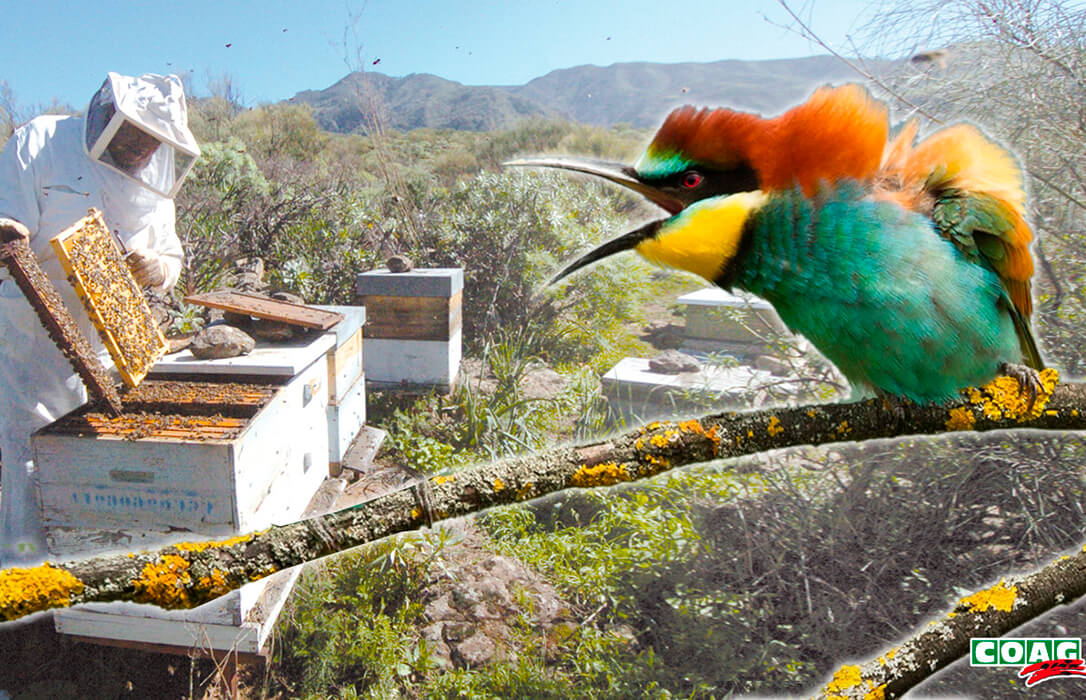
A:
[505, 157, 684, 215]
[504, 156, 682, 286]
[547, 220, 662, 285]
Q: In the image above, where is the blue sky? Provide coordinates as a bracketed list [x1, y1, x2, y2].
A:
[2, 0, 879, 112]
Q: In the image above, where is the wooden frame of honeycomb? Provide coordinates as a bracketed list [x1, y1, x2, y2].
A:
[50, 209, 167, 388]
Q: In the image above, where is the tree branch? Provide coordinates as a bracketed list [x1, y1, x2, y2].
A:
[811, 543, 1086, 699]
[0, 371, 1081, 625]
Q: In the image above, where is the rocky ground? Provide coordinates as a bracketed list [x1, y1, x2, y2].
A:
[413, 522, 582, 671]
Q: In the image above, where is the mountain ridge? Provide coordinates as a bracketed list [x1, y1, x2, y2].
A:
[291, 55, 874, 133]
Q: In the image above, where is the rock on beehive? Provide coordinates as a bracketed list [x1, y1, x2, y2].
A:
[50, 209, 167, 388]
[190, 324, 256, 360]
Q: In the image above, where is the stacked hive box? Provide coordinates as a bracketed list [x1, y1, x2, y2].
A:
[355, 267, 463, 391]
[678, 288, 788, 357]
[34, 330, 362, 657]
[315, 305, 367, 467]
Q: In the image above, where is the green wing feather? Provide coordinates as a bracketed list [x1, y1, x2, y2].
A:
[932, 190, 1042, 369]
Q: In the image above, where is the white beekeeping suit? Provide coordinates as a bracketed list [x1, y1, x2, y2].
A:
[0, 73, 199, 565]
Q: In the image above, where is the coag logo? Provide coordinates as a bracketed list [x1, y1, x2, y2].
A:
[970, 638, 1086, 687]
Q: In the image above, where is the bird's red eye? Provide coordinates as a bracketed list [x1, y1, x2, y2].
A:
[682, 171, 703, 189]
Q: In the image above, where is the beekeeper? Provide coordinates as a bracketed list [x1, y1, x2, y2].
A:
[0, 73, 200, 565]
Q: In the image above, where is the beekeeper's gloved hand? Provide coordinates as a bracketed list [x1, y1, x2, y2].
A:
[126, 248, 167, 288]
[0, 217, 29, 243]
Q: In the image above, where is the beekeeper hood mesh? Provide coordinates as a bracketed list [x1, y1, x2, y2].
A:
[84, 72, 200, 199]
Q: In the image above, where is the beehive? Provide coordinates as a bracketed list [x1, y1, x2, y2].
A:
[35, 332, 342, 657]
[355, 267, 462, 390]
[50, 209, 167, 387]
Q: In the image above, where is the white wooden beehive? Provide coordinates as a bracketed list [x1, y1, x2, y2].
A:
[34, 333, 335, 544]
[34, 331, 348, 657]
[316, 305, 367, 465]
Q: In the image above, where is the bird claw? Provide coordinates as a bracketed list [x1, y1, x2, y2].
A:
[877, 392, 912, 427]
[1000, 362, 1043, 411]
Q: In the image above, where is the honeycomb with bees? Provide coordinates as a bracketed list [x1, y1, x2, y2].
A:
[50, 209, 167, 388]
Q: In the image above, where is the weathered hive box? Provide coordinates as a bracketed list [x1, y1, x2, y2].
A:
[315, 305, 367, 466]
[51, 476, 345, 658]
[34, 333, 335, 548]
[678, 288, 788, 356]
[355, 267, 462, 391]
[601, 357, 782, 423]
[53, 566, 302, 658]
[35, 332, 342, 656]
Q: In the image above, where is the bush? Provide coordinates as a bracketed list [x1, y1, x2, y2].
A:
[420, 169, 655, 359]
[274, 534, 448, 698]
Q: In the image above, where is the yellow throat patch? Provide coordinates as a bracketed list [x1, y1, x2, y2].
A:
[636, 191, 767, 282]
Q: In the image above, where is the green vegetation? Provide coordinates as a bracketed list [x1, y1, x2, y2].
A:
[270, 436, 1085, 698]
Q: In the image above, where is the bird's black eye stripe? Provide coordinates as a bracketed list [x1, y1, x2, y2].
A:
[652, 164, 760, 199]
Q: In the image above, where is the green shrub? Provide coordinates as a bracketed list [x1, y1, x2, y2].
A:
[274, 534, 448, 698]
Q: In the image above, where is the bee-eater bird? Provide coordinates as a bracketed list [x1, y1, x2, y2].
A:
[506, 85, 1042, 403]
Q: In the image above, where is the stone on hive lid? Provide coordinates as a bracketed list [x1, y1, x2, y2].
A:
[386, 254, 414, 273]
[648, 350, 701, 374]
[190, 324, 256, 360]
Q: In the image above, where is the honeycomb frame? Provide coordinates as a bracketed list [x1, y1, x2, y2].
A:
[50, 209, 167, 388]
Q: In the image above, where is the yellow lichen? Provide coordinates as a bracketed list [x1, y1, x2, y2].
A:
[634, 437, 645, 450]
[960, 579, 1017, 613]
[196, 569, 231, 599]
[174, 531, 258, 553]
[0, 564, 84, 621]
[432, 474, 455, 485]
[807, 409, 818, 418]
[864, 684, 887, 700]
[965, 368, 1059, 421]
[767, 415, 784, 437]
[570, 462, 628, 487]
[825, 665, 863, 692]
[517, 482, 534, 499]
[649, 433, 671, 448]
[132, 554, 192, 608]
[492, 477, 505, 492]
[945, 407, 976, 431]
[836, 420, 851, 436]
[677, 419, 722, 453]
[411, 507, 422, 519]
[646, 454, 671, 468]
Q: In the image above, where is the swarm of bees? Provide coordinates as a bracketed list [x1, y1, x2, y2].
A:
[123, 379, 276, 409]
[56, 410, 248, 441]
[51, 210, 167, 387]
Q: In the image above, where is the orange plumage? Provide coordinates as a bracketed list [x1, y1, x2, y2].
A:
[645, 85, 888, 195]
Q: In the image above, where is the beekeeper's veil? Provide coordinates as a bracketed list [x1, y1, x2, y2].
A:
[84, 73, 200, 199]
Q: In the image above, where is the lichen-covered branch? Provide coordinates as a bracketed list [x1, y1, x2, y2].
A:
[812, 544, 1086, 700]
[0, 370, 1081, 624]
